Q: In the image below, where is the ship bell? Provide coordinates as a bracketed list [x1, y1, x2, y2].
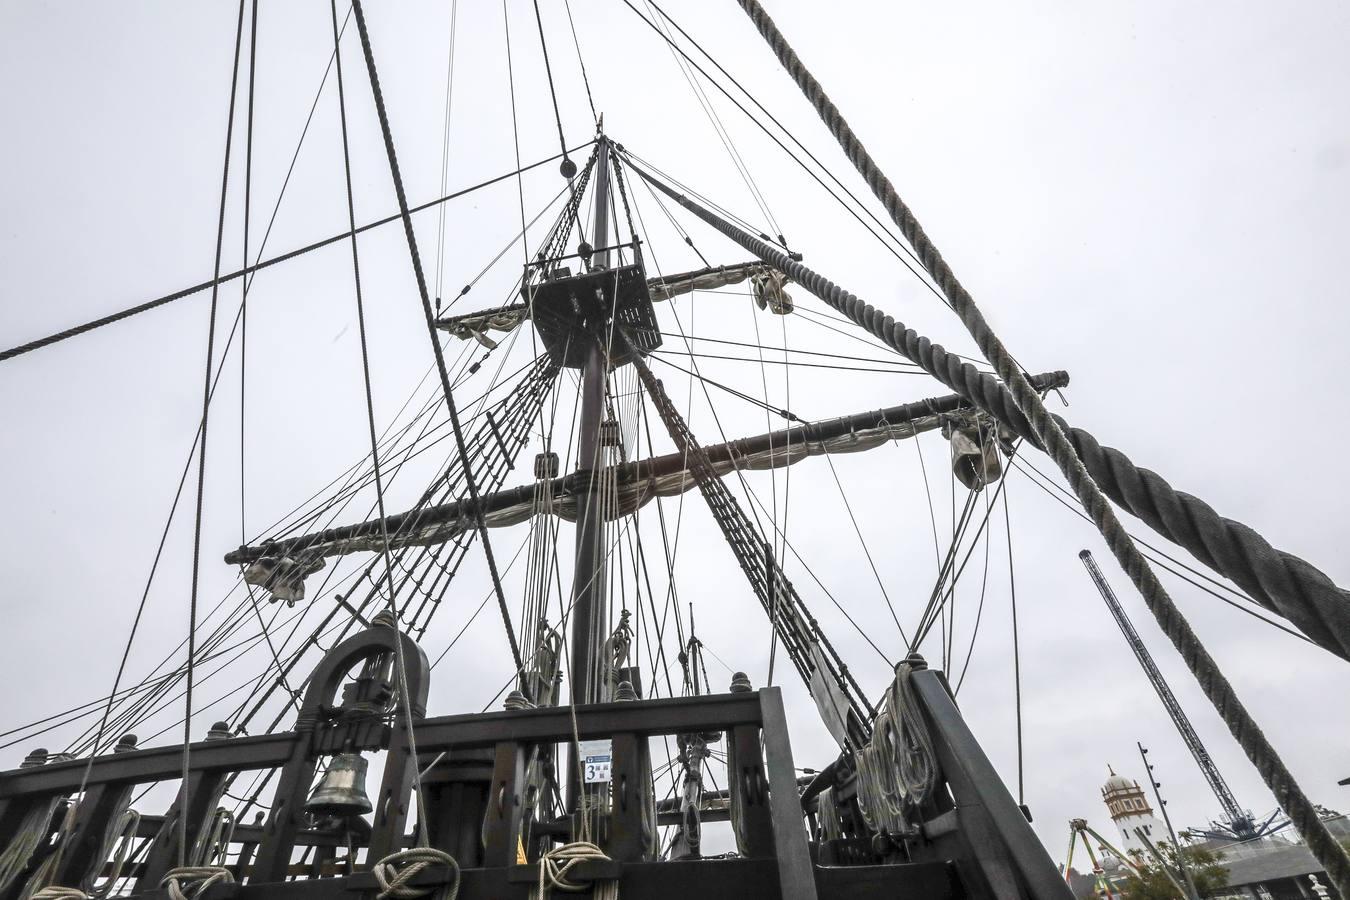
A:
[304, 753, 373, 817]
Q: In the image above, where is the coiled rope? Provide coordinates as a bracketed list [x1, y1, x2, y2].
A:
[372, 848, 460, 900]
[853, 662, 937, 834]
[18, 801, 79, 900]
[725, 1, 1350, 891]
[187, 808, 235, 871]
[0, 798, 65, 894]
[815, 786, 845, 843]
[31, 888, 89, 900]
[89, 809, 140, 897]
[159, 866, 234, 900]
[533, 842, 617, 900]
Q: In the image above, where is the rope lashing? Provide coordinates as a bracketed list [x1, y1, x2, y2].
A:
[853, 661, 937, 835]
[160, 866, 234, 900]
[372, 849, 460, 900]
[726, 0, 1350, 891]
[31, 888, 90, 900]
[534, 842, 617, 900]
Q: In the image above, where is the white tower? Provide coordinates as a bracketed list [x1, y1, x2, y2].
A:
[1101, 766, 1166, 858]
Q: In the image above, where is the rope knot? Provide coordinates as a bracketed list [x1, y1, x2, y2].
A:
[160, 866, 233, 900]
[535, 842, 616, 900]
[372, 849, 459, 900]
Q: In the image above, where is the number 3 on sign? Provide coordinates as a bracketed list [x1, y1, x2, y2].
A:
[579, 739, 613, 784]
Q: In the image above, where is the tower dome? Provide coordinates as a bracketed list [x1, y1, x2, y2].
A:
[1100, 765, 1165, 857]
[1103, 770, 1135, 794]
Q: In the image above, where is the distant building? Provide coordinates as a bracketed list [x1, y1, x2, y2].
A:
[1086, 765, 1350, 900]
[1073, 766, 1349, 900]
[1102, 766, 1167, 857]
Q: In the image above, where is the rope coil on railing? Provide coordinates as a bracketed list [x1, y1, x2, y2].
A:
[31, 887, 90, 900]
[533, 842, 617, 900]
[17, 799, 79, 900]
[372, 848, 460, 900]
[188, 808, 234, 870]
[815, 786, 845, 843]
[854, 661, 937, 834]
[0, 797, 66, 894]
[160, 866, 234, 900]
[89, 808, 140, 898]
[724, 0, 1350, 890]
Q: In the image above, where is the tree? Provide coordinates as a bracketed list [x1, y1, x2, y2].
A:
[1118, 845, 1228, 900]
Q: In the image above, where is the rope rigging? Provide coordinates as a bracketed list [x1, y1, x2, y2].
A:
[431, 0, 461, 313]
[0, 145, 590, 365]
[1011, 455, 1317, 642]
[725, 0, 1350, 886]
[350, 0, 521, 679]
[178, 0, 248, 868]
[330, 0, 436, 846]
[6, 350, 558, 793]
[624, 149, 1350, 664]
[6, 7, 1347, 896]
[530, 0, 571, 162]
[617, 326, 875, 746]
[619, 0, 950, 298]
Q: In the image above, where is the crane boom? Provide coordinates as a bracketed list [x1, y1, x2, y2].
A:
[1078, 550, 1255, 839]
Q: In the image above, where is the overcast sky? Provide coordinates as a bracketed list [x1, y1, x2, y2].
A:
[2, 0, 1349, 861]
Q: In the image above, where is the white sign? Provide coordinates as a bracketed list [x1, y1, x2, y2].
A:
[579, 739, 613, 784]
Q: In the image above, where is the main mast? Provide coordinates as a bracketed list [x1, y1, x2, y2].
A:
[569, 135, 611, 711]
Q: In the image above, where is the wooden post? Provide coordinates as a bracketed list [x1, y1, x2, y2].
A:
[482, 742, 524, 868]
[759, 688, 818, 900]
[136, 769, 229, 891]
[607, 732, 646, 862]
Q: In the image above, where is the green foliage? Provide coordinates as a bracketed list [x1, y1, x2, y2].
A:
[1118, 844, 1228, 900]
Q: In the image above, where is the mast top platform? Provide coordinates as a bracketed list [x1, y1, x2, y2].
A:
[524, 247, 662, 369]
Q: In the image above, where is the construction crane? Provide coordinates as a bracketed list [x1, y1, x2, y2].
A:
[1078, 550, 1284, 841]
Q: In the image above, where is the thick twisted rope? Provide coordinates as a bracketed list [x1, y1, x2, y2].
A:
[159, 866, 233, 900]
[643, 162, 1350, 882]
[372, 849, 460, 900]
[631, 156, 1350, 663]
[349, 0, 523, 682]
[724, 2, 1350, 890]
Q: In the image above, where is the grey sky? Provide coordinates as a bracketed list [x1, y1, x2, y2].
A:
[2, 0, 1348, 859]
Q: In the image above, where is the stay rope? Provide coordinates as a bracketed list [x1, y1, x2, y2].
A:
[727, 0, 1350, 888]
[329, 0, 433, 848]
[178, 0, 248, 870]
[349, 0, 523, 678]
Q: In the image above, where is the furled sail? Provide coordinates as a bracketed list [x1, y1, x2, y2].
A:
[226, 371, 1067, 572]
